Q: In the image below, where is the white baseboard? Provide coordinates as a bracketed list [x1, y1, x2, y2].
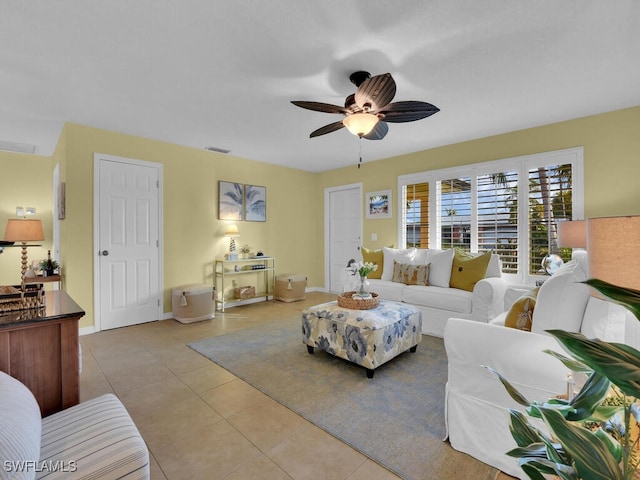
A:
[79, 325, 96, 336]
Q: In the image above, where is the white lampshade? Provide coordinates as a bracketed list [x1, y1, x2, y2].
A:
[587, 215, 640, 291]
[557, 220, 586, 248]
[224, 224, 239, 237]
[343, 113, 379, 137]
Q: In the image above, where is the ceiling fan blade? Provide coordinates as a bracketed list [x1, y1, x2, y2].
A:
[362, 121, 389, 140]
[354, 73, 396, 112]
[309, 121, 345, 138]
[291, 101, 348, 115]
[379, 101, 440, 123]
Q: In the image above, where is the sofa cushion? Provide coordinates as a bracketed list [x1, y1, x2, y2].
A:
[426, 248, 454, 287]
[361, 247, 384, 279]
[367, 279, 404, 302]
[450, 249, 492, 292]
[391, 261, 430, 286]
[381, 247, 415, 281]
[504, 287, 539, 331]
[0, 372, 42, 479]
[402, 285, 473, 314]
[531, 260, 590, 335]
[39, 394, 149, 479]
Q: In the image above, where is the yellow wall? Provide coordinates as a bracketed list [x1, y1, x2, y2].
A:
[0, 153, 54, 285]
[316, 106, 640, 257]
[1, 106, 639, 329]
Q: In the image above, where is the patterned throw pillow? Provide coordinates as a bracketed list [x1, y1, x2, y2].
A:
[504, 288, 539, 331]
[391, 261, 430, 286]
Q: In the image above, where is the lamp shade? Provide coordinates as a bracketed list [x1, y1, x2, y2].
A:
[224, 224, 239, 237]
[4, 219, 45, 242]
[587, 215, 640, 291]
[557, 220, 586, 248]
[342, 113, 379, 137]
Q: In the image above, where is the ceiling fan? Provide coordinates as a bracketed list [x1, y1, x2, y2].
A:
[291, 71, 439, 140]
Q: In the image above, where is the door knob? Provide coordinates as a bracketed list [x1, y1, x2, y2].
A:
[101, 250, 109, 256]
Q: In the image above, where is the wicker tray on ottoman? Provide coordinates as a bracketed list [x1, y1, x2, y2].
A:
[337, 291, 379, 310]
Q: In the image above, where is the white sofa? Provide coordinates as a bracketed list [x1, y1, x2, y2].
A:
[444, 252, 640, 479]
[362, 247, 507, 337]
[0, 371, 149, 480]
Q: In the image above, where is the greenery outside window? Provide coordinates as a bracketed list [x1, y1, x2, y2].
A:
[398, 148, 584, 284]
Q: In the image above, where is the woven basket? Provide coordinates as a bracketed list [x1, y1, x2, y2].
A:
[337, 291, 380, 310]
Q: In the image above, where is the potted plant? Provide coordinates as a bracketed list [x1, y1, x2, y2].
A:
[39, 258, 60, 277]
[490, 279, 640, 479]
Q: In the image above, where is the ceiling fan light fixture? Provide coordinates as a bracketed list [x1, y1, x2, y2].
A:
[342, 113, 379, 137]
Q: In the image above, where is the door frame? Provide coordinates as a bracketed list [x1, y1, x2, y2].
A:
[93, 153, 164, 332]
[323, 182, 362, 292]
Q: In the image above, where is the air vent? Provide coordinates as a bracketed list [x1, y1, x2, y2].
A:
[0, 140, 37, 154]
[204, 146, 231, 154]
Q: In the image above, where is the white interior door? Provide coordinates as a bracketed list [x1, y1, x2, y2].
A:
[96, 155, 162, 330]
[325, 184, 362, 292]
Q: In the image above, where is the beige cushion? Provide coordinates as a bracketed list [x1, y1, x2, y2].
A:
[0, 372, 42, 478]
[504, 288, 539, 331]
[39, 394, 149, 479]
[391, 261, 430, 286]
[450, 249, 492, 292]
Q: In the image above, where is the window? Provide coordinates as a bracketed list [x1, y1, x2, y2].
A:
[398, 148, 583, 284]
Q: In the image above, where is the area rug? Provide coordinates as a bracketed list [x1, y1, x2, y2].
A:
[188, 318, 497, 480]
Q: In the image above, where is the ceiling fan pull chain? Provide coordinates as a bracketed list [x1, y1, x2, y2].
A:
[358, 137, 363, 169]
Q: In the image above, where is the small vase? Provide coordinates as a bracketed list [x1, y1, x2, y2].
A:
[357, 276, 370, 296]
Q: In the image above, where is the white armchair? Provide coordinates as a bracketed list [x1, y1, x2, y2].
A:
[444, 254, 640, 478]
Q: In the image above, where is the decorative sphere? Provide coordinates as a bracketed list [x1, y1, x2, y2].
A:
[541, 254, 564, 275]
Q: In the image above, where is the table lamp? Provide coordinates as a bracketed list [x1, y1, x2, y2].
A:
[3, 218, 45, 279]
[587, 215, 640, 292]
[224, 224, 239, 259]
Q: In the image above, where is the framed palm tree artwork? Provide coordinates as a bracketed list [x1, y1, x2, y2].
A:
[244, 184, 266, 222]
[218, 181, 243, 220]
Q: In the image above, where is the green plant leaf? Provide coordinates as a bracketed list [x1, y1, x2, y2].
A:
[567, 372, 611, 421]
[593, 427, 623, 463]
[509, 409, 547, 447]
[547, 330, 640, 398]
[484, 365, 531, 406]
[519, 458, 578, 480]
[507, 443, 551, 459]
[520, 462, 550, 480]
[544, 349, 593, 373]
[584, 279, 640, 321]
[538, 407, 623, 479]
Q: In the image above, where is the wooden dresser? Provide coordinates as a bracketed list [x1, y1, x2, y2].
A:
[0, 290, 85, 416]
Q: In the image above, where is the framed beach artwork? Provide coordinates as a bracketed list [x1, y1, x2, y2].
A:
[218, 181, 244, 220]
[244, 184, 266, 222]
[366, 189, 392, 219]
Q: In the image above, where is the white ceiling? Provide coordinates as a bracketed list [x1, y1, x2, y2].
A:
[1, 1, 639, 172]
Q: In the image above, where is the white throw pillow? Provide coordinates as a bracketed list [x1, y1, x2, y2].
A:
[412, 248, 430, 265]
[381, 247, 416, 281]
[426, 248, 454, 287]
[531, 260, 590, 335]
[485, 253, 502, 278]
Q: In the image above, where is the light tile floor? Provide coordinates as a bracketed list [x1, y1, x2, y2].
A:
[81, 291, 513, 480]
[80, 292, 404, 480]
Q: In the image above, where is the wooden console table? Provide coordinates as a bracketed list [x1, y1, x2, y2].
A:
[0, 290, 85, 416]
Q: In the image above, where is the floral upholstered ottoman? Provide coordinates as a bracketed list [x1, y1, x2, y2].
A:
[301, 300, 422, 378]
